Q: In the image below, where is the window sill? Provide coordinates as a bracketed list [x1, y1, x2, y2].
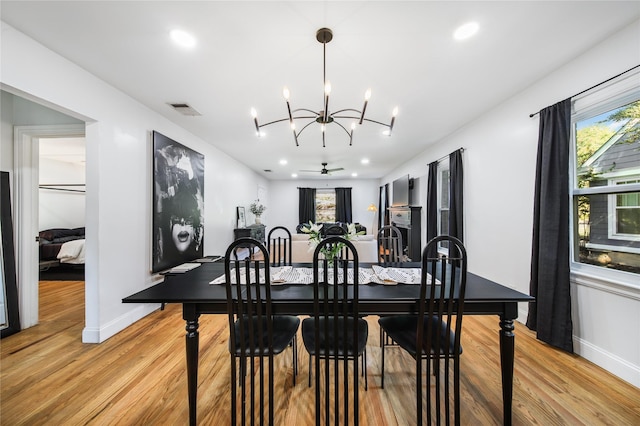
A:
[571, 263, 640, 301]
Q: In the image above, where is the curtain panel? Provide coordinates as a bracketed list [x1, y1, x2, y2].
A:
[449, 149, 464, 242]
[335, 187, 353, 223]
[526, 98, 574, 353]
[426, 161, 438, 257]
[378, 186, 384, 230]
[383, 184, 390, 226]
[298, 187, 316, 224]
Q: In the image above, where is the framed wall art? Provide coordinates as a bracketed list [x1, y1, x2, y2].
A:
[152, 131, 205, 273]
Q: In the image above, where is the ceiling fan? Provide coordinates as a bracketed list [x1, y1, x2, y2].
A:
[299, 162, 344, 175]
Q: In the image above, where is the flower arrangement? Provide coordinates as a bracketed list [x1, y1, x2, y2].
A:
[301, 221, 365, 261]
[249, 201, 266, 216]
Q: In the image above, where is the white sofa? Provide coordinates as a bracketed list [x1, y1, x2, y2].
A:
[290, 233, 378, 263]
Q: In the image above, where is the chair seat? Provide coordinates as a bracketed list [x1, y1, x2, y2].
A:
[378, 315, 462, 357]
[230, 315, 300, 356]
[302, 316, 368, 357]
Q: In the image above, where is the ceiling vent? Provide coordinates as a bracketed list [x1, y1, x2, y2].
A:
[168, 103, 201, 116]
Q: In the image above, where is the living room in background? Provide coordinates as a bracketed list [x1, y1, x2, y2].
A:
[151, 131, 204, 273]
[571, 71, 640, 281]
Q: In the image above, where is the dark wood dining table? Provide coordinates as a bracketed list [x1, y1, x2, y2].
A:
[123, 261, 533, 426]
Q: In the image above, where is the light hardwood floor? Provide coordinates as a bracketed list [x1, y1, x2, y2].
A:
[1, 280, 638, 425]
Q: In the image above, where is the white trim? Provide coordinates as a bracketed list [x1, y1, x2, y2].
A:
[82, 303, 160, 343]
[571, 265, 640, 295]
[572, 334, 640, 388]
[607, 176, 640, 241]
[14, 124, 85, 329]
[585, 242, 640, 255]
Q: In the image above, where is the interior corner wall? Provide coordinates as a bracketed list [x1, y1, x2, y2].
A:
[381, 19, 640, 387]
[1, 21, 269, 343]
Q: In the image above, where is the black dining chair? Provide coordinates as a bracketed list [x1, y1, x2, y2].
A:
[378, 235, 467, 426]
[377, 225, 404, 267]
[224, 238, 300, 426]
[267, 226, 292, 266]
[302, 236, 368, 425]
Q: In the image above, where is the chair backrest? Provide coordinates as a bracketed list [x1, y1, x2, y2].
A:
[377, 225, 404, 266]
[419, 235, 467, 425]
[267, 226, 292, 266]
[311, 236, 360, 424]
[223, 238, 273, 424]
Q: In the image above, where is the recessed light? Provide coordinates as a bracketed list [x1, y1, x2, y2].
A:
[361, 158, 370, 165]
[279, 159, 288, 165]
[351, 172, 358, 177]
[453, 22, 479, 41]
[170, 29, 197, 48]
[291, 173, 298, 178]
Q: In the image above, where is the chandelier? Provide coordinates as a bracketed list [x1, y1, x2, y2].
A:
[251, 28, 398, 147]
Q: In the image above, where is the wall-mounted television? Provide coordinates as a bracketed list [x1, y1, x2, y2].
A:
[152, 131, 205, 273]
[392, 174, 411, 206]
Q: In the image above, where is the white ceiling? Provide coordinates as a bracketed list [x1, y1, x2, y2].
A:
[2, 1, 639, 180]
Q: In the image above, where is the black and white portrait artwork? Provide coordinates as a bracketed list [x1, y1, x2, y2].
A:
[152, 131, 204, 272]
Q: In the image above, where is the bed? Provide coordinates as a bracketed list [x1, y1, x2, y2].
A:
[39, 227, 86, 268]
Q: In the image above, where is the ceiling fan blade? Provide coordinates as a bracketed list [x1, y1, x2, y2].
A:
[327, 167, 344, 172]
[299, 169, 320, 172]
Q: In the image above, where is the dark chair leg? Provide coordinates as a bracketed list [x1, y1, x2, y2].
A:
[381, 336, 385, 389]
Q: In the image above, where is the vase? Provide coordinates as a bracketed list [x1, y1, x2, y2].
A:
[255, 216, 261, 225]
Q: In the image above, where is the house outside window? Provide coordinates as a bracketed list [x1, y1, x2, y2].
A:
[609, 178, 640, 240]
[571, 75, 640, 280]
[316, 189, 336, 222]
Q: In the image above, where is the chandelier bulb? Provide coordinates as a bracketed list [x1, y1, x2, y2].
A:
[251, 108, 257, 118]
[392, 106, 399, 117]
[321, 124, 326, 133]
[291, 122, 296, 130]
[283, 87, 290, 100]
[351, 122, 356, 130]
[365, 88, 372, 100]
[324, 81, 332, 95]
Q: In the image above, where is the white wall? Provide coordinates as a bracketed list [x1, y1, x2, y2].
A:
[39, 157, 86, 230]
[1, 21, 269, 343]
[382, 19, 640, 387]
[268, 178, 380, 234]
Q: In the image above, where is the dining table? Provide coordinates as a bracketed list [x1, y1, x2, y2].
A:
[123, 261, 534, 426]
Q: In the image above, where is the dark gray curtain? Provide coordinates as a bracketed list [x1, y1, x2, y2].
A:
[383, 183, 390, 226]
[378, 186, 384, 230]
[426, 161, 438, 257]
[335, 187, 352, 223]
[298, 187, 316, 224]
[448, 149, 464, 242]
[526, 98, 573, 353]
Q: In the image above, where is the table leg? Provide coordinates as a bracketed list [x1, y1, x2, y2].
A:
[499, 316, 515, 426]
[184, 305, 200, 426]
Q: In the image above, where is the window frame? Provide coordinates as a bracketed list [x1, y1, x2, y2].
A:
[569, 68, 640, 287]
[607, 176, 640, 241]
[437, 159, 450, 253]
[315, 188, 336, 223]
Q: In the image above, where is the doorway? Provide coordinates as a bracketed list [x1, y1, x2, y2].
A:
[14, 124, 86, 329]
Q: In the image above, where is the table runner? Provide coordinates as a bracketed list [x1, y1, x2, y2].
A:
[209, 265, 438, 285]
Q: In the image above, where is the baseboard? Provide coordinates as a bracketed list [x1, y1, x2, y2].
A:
[82, 303, 160, 343]
[573, 335, 640, 388]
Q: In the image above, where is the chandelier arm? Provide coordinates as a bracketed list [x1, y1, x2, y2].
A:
[332, 120, 356, 146]
[361, 117, 393, 128]
[259, 117, 296, 128]
[292, 108, 321, 116]
[296, 119, 318, 138]
[330, 108, 362, 116]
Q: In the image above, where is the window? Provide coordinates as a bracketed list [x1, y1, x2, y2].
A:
[571, 75, 640, 278]
[439, 167, 450, 236]
[437, 162, 450, 251]
[316, 189, 336, 222]
[609, 178, 640, 239]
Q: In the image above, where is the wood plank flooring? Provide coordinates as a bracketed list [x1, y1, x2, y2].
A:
[1, 280, 639, 425]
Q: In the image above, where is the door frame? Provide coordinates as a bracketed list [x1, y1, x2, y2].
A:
[13, 124, 85, 328]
